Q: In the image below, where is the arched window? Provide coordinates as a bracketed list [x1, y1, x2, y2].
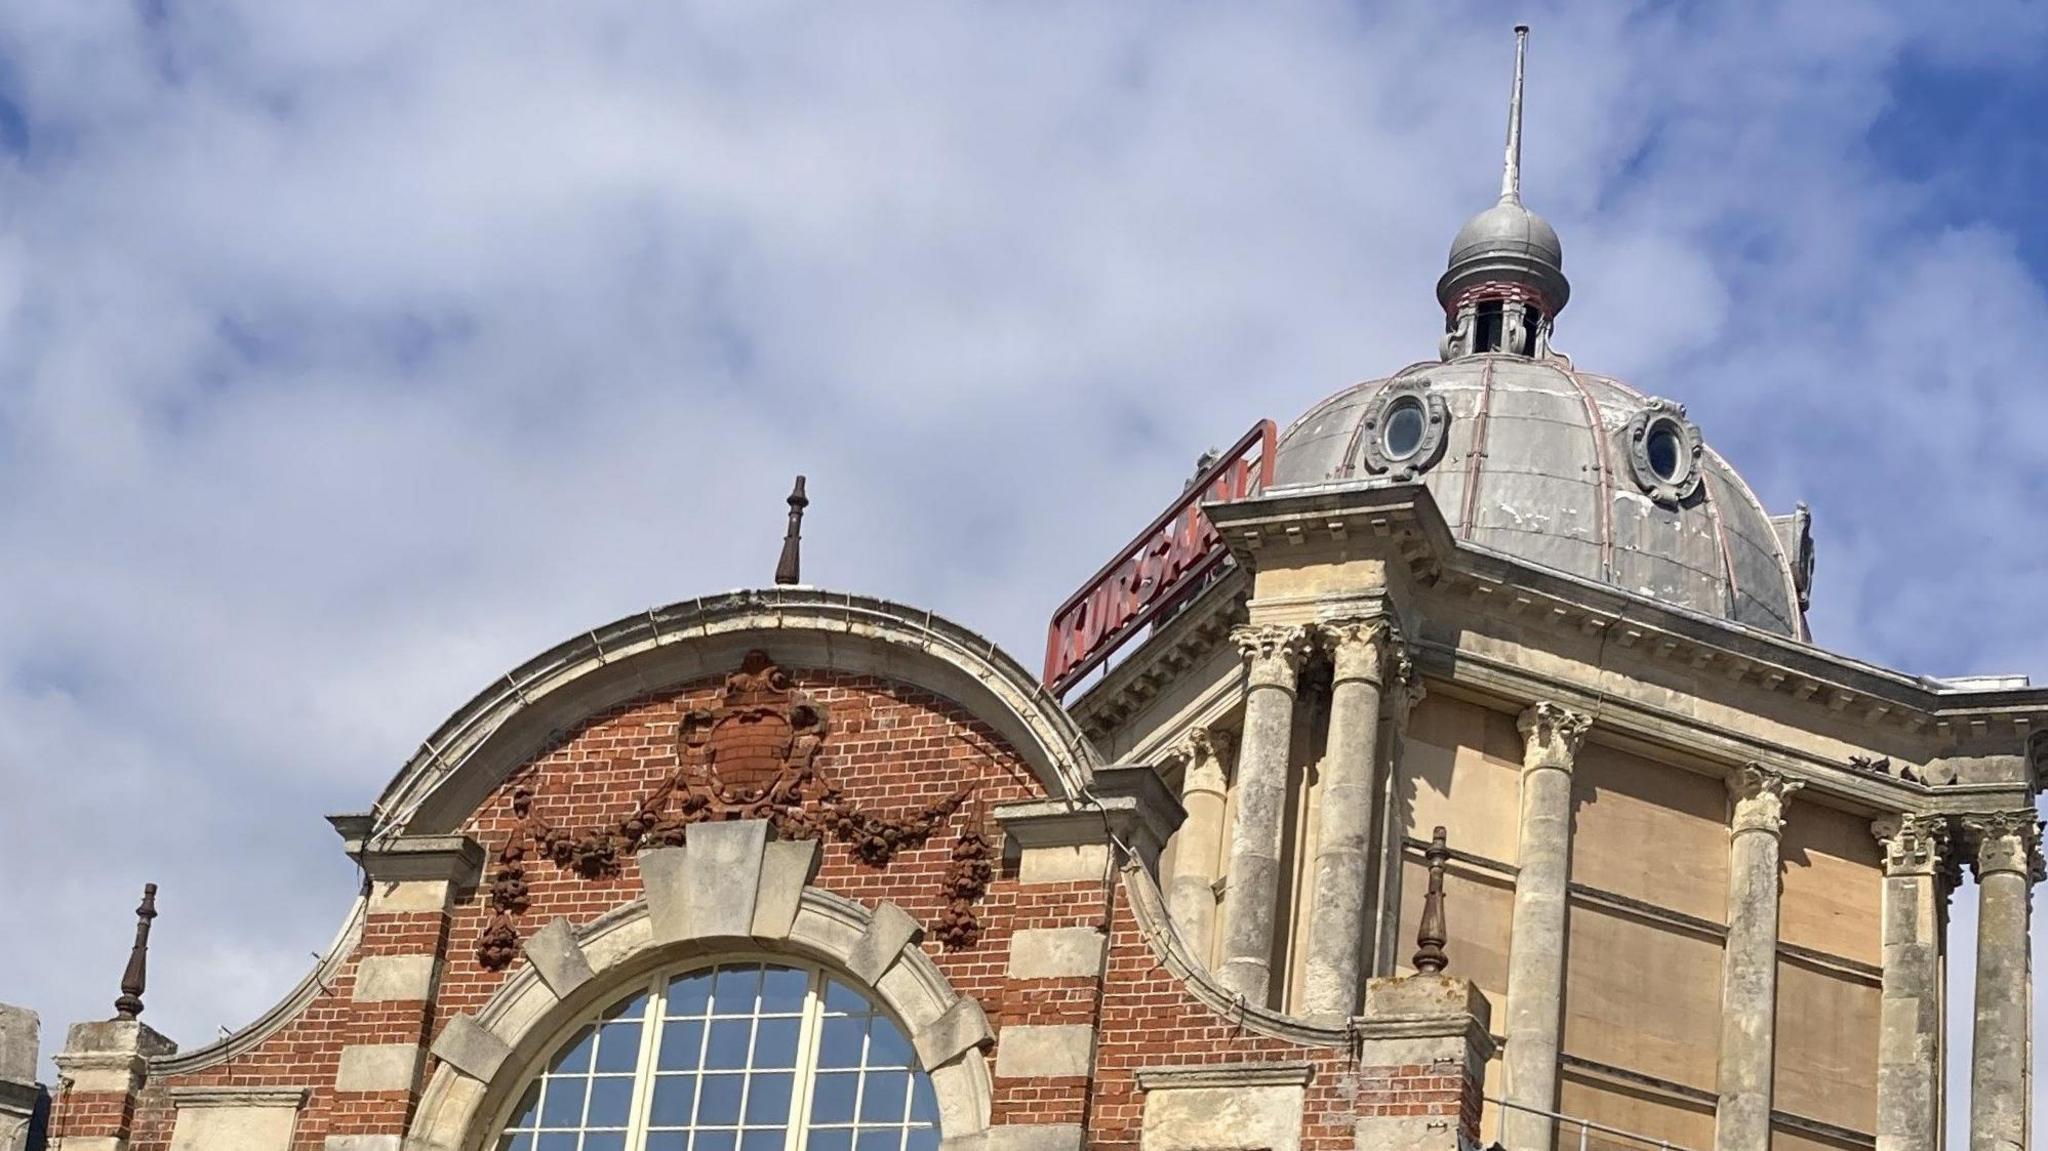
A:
[495, 959, 941, 1151]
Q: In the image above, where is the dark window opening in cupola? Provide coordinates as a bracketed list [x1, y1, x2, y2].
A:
[1519, 305, 1541, 355]
[1475, 300, 1504, 352]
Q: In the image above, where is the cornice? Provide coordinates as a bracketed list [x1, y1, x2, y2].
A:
[1069, 567, 1247, 739]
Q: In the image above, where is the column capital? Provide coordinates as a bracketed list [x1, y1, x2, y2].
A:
[1231, 624, 1313, 692]
[1727, 764, 1802, 836]
[1314, 616, 1393, 685]
[1516, 701, 1590, 772]
[1960, 811, 2045, 882]
[1165, 726, 1234, 793]
[1870, 813, 1954, 880]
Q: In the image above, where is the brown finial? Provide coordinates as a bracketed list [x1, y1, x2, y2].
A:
[774, 475, 808, 586]
[114, 883, 158, 1020]
[1412, 827, 1450, 974]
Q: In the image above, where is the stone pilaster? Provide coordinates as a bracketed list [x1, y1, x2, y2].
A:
[1216, 623, 1312, 1006]
[327, 830, 482, 1147]
[1871, 814, 1952, 1151]
[1714, 764, 1802, 1151]
[1164, 727, 1234, 965]
[1963, 811, 2042, 1151]
[50, 1019, 176, 1151]
[0, 1006, 43, 1151]
[1301, 617, 1392, 1020]
[1498, 701, 1590, 1151]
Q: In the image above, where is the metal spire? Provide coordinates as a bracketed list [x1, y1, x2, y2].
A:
[774, 475, 808, 586]
[114, 882, 158, 1021]
[1500, 25, 1529, 204]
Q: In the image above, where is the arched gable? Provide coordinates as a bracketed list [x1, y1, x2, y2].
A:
[368, 588, 1099, 843]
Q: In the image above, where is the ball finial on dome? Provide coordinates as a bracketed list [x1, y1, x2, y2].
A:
[1437, 26, 1570, 358]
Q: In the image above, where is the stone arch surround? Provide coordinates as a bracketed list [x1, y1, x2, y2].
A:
[371, 588, 1102, 842]
[409, 872, 996, 1151]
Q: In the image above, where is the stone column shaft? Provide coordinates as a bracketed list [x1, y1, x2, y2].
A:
[1302, 618, 1391, 1020]
[1872, 815, 1951, 1151]
[1964, 811, 2041, 1151]
[1714, 765, 1801, 1151]
[1499, 701, 1589, 1151]
[1165, 728, 1234, 965]
[1216, 623, 1310, 1006]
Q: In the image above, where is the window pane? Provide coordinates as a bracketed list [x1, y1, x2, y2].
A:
[497, 1134, 534, 1151]
[760, 968, 807, 1015]
[696, 1074, 744, 1125]
[644, 1134, 688, 1151]
[712, 967, 761, 1016]
[536, 1134, 579, 1151]
[859, 1072, 909, 1123]
[744, 1073, 793, 1124]
[540, 1078, 587, 1128]
[822, 979, 868, 1015]
[905, 1130, 939, 1151]
[586, 1076, 635, 1127]
[740, 1129, 786, 1151]
[856, 1130, 903, 1151]
[909, 1078, 937, 1124]
[808, 1130, 852, 1151]
[753, 1018, 800, 1069]
[649, 1075, 697, 1127]
[695, 1131, 737, 1151]
[865, 1021, 912, 1069]
[817, 1017, 865, 1069]
[667, 972, 714, 1018]
[809, 1071, 858, 1123]
[660, 1021, 706, 1070]
[594, 1022, 643, 1074]
[584, 1134, 627, 1151]
[507, 1082, 542, 1129]
[706, 1020, 753, 1070]
[552, 1027, 597, 1075]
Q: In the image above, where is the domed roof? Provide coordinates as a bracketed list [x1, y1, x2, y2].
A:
[1270, 355, 1808, 637]
[1438, 198, 1569, 312]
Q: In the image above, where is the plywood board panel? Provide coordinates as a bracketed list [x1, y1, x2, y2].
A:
[1556, 1073, 1716, 1151]
[1779, 802, 1882, 966]
[1570, 742, 1730, 923]
[1772, 957, 1879, 1135]
[1561, 901, 1722, 1091]
[1402, 693, 1524, 865]
[1396, 857, 1514, 1014]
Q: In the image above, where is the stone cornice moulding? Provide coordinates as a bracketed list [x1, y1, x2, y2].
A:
[1113, 481, 2048, 758]
[165, 1085, 311, 1109]
[1410, 643, 2037, 815]
[1132, 1061, 1315, 1090]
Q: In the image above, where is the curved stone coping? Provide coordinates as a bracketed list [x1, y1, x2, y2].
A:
[1119, 863, 1347, 1049]
[370, 587, 1099, 840]
[152, 895, 367, 1076]
[408, 888, 994, 1151]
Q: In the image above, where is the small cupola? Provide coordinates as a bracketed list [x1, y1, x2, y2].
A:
[1438, 26, 1570, 361]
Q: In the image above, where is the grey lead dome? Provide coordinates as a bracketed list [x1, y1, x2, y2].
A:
[1269, 356, 1809, 638]
[1438, 198, 1569, 312]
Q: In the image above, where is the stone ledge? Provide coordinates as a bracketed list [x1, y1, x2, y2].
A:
[165, 1085, 309, 1109]
[1005, 927, 1106, 981]
[1133, 1060, 1314, 1090]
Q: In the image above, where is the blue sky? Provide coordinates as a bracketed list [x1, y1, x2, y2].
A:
[0, 2, 2043, 1143]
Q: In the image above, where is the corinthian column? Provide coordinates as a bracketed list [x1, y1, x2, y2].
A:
[1871, 815, 1952, 1151]
[1165, 727, 1235, 964]
[1499, 700, 1590, 1151]
[1301, 617, 1392, 1020]
[1714, 764, 1802, 1151]
[1963, 811, 2042, 1151]
[1216, 623, 1312, 1006]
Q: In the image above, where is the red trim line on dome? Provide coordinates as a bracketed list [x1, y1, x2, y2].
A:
[1547, 361, 1616, 581]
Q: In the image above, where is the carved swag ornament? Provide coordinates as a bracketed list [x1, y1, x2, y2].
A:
[478, 650, 985, 969]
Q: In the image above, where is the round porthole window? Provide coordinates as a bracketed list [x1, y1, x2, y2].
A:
[1645, 418, 1685, 483]
[1382, 397, 1427, 461]
[1358, 378, 1449, 481]
[1622, 401, 1703, 504]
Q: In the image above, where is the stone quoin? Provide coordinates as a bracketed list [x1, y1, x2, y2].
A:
[9, 25, 2044, 1151]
